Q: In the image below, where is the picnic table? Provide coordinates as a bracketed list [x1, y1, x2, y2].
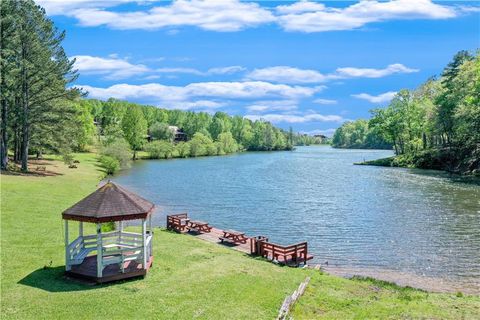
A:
[188, 220, 212, 233]
[220, 229, 248, 244]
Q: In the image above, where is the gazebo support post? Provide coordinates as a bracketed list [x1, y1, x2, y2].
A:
[79, 221, 83, 238]
[118, 221, 123, 245]
[119, 221, 124, 273]
[148, 214, 153, 259]
[142, 218, 147, 269]
[96, 223, 103, 278]
[64, 220, 70, 271]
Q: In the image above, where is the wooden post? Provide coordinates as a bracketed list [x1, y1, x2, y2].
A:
[148, 214, 152, 233]
[64, 220, 70, 271]
[142, 218, 147, 269]
[78, 221, 83, 238]
[119, 221, 124, 273]
[119, 221, 123, 243]
[148, 214, 153, 260]
[96, 223, 103, 278]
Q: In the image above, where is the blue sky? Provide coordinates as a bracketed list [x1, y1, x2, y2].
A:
[39, 0, 479, 135]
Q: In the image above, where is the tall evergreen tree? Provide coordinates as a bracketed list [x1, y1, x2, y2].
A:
[0, 0, 78, 171]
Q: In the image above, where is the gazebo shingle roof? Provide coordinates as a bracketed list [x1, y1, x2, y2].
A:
[62, 182, 154, 223]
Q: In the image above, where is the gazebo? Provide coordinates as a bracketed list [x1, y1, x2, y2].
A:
[62, 182, 155, 283]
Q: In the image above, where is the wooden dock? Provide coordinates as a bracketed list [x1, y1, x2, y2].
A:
[188, 226, 251, 254]
[167, 213, 314, 267]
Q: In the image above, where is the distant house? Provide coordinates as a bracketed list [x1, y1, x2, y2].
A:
[313, 134, 328, 144]
[168, 126, 188, 142]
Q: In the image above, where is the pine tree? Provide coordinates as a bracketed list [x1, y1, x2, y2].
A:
[0, 0, 78, 171]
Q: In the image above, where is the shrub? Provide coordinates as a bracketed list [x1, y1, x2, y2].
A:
[175, 141, 190, 158]
[62, 153, 74, 167]
[102, 222, 116, 232]
[144, 141, 174, 159]
[206, 143, 218, 156]
[101, 138, 131, 169]
[189, 132, 213, 157]
[217, 132, 238, 154]
[99, 155, 120, 175]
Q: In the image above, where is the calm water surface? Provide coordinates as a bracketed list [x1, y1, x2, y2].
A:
[112, 146, 480, 292]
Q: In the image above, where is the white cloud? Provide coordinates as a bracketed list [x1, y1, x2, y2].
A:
[36, 0, 138, 15]
[335, 63, 418, 78]
[69, 0, 275, 31]
[246, 66, 328, 84]
[277, 0, 458, 32]
[244, 112, 343, 123]
[352, 91, 397, 103]
[245, 100, 298, 113]
[77, 81, 321, 105]
[246, 63, 417, 84]
[276, 1, 326, 14]
[313, 98, 337, 105]
[40, 0, 474, 33]
[72, 55, 150, 79]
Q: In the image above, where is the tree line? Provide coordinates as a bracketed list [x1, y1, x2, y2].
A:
[332, 119, 392, 149]
[78, 98, 298, 173]
[333, 50, 479, 175]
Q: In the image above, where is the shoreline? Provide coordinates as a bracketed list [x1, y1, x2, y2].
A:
[173, 223, 479, 295]
[320, 265, 479, 295]
[355, 155, 480, 178]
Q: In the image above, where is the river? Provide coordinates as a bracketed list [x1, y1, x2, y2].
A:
[112, 146, 480, 293]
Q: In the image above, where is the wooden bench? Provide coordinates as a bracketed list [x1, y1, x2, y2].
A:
[220, 229, 248, 245]
[258, 241, 313, 267]
[187, 220, 212, 233]
[166, 213, 190, 233]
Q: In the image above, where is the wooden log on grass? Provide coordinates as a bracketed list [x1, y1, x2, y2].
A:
[276, 276, 310, 320]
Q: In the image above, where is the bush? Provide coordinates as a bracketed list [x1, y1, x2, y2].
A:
[175, 142, 190, 158]
[101, 222, 116, 232]
[99, 155, 120, 175]
[217, 132, 238, 154]
[101, 138, 131, 168]
[62, 152, 74, 167]
[144, 141, 174, 159]
[189, 132, 213, 157]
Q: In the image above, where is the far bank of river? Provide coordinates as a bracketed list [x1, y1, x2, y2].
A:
[112, 146, 480, 293]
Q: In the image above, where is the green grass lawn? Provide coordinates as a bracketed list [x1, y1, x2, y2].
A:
[1, 153, 479, 319]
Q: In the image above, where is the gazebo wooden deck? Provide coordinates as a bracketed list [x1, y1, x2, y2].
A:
[62, 182, 155, 283]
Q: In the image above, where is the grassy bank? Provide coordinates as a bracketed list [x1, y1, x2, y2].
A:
[1, 153, 479, 319]
[355, 150, 480, 177]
